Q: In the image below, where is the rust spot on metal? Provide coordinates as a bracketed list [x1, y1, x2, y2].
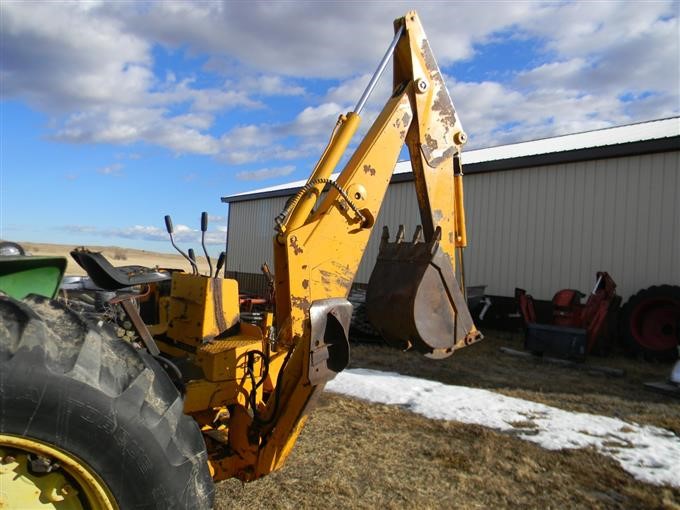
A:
[289, 235, 303, 255]
[425, 133, 438, 151]
[302, 279, 309, 289]
[449, 232, 454, 244]
[427, 146, 456, 169]
[335, 264, 353, 291]
[319, 269, 332, 286]
[291, 296, 311, 311]
[399, 130, 406, 139]
[402, 112, 411, 127]
[432, 86, 456, 130]
[363, 164, 376, 176]
[419, 38, 457, 141]
[421, 39, 437, 73]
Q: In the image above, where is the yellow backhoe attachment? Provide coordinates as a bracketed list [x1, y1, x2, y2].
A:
[249, 10, 482, 477]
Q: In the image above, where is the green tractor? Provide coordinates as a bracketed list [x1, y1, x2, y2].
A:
[0, 250, 214, 509]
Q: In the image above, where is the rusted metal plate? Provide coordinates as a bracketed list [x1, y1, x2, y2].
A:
[366, 227, 481, 358]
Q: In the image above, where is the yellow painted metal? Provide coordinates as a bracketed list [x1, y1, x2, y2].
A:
[195, 323, 263, 382]
[167, 273, 239, 345]
[274, 91, 413, 346]
[184, 323, 265, 413]
[454, 173, 467, 247]
[0, 434, 117, 510]
[282, 112, 362, 235]
[184, 378, 252, 414]
[209, 405, 258, 481]
[399, 11, 467, 264]
[253, 342, 313, 479]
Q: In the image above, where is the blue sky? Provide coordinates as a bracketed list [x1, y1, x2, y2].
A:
[1, 1, 678, 253]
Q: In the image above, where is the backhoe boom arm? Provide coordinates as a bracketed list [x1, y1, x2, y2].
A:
[244, 10, 481, 479]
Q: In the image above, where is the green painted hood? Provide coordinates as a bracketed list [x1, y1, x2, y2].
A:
[0, 256, 67, 299]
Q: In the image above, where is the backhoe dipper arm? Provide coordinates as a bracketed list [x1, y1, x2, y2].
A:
[222, 11, 480, 481]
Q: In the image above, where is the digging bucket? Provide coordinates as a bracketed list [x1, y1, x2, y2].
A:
[366, 226, 481, 358]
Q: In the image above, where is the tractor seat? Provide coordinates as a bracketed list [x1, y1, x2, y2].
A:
[70, 249, 171, 291]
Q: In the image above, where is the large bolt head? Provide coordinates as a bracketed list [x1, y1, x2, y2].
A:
[415, 79, 428, 93]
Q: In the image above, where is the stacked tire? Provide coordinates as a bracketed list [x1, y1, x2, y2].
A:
[619, 285, 680, 361]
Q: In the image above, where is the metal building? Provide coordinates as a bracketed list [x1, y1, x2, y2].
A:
[222, 117, 680, 302]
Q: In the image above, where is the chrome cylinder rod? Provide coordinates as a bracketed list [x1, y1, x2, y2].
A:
[353, 24, 404, 115]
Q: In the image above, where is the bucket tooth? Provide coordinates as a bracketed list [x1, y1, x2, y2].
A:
[434, 226, 442, 242]
[380, 226, 390, 249]
[395, 225, 405, 243]
[412, 225, 423, 243]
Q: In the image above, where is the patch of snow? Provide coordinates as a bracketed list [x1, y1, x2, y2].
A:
[325, 368, 680, 488]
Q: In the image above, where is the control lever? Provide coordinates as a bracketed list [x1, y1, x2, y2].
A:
[214, 251, 226, 279]
[164, 214, 198, 274]
[188, 248, 198, 275]
[201, 212, 213, 277]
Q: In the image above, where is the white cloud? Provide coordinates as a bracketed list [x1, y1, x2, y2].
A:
[447, 77, 627, 149]
[62, 223, 225, 245]
[244, 75, 305, 96]
[1, 2, 259, 157]
[440, 1, 679, 149]
[282, 102, 344, 138]
[154, 79, 262, 112]
[1, 2, 151, 111]
[324, 74, 372, 108]
[97, 163, 124, 176]
[110, 1, 548, 78]
[55, 107, 221, 155]
[1, 0, 677, 169]
[219, 121, 324, 165]
[235, 165, 295, 181]
[220, 124, 275, 150]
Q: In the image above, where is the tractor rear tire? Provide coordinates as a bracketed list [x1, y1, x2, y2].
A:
[619, 285, 680, 361]
[0, 294, 214, 509]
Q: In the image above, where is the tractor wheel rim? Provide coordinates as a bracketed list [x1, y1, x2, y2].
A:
[0, 434, 118, 510]
[630, 298, 680, 351]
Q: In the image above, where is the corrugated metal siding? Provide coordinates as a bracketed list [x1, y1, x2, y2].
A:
[462, 150, 680, 300]
[226, 151, 680, 301]
[225, 195, 288, 274]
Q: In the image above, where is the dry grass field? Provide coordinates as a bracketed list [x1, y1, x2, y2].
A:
[17, 241, 212, 276]
[8, 242, 679, 508]
[216, 335, 680, 509]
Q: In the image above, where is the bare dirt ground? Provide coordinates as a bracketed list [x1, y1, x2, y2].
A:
[216, 334, 680, 509]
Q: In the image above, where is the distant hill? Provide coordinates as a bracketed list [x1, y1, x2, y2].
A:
[13, 241, 212, 276]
